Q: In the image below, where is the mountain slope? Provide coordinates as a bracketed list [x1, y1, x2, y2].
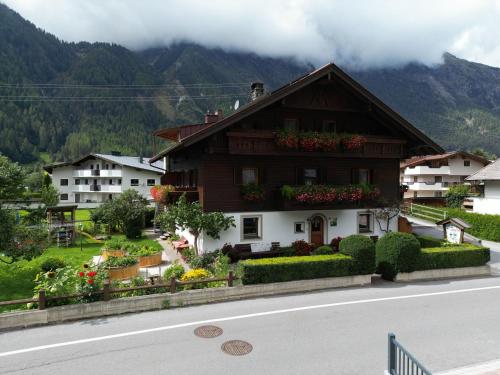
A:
[1, 3, 500, 164]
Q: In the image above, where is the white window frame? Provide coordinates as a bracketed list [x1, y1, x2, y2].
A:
[60, 193, 69, 201]
[357, 212, 374, 234]
[294, 221, 305, 233]
[130, 179, 139, 186]
[147, 179, 156, 186]
[241, 215, 262, 241]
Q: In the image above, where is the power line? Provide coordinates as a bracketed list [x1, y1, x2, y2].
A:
[0, 82, 252, 90]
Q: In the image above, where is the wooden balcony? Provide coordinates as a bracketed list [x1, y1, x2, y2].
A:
[165, 188, 199, 204]
[226, 130, 407, 158]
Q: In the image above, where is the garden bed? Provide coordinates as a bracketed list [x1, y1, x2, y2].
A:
[136, 252, 162, 267]
[106, 263, 140, 281]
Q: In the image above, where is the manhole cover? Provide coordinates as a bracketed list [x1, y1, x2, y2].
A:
[194, 325, 223, 338]
[221, 340, 253, 356]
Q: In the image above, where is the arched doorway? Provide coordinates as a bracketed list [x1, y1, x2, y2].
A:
[310, 215, 325, 247]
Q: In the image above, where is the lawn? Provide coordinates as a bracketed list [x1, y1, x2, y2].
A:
[0, 232, 161, 310]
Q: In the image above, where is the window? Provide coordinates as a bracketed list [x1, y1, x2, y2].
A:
[147, 179, 156, 186]
[351, 168, 372, 184]
[130, 179, 139, 186]
[109, 179, 113, 185]
[112, 164, 116, 170]
[294, 222, 305, 233]
[60, 193, 68, 201]
[413, 191, 418, 198]
[322, 120, 336, 132]
[90, 164, 94, 170]
[304, 168, 319, 185]
[241, 216, 262, 240]
[60, 179, 68, 186]
[435, 176, 443, 183]
[434, 191, 443, 197]
[242, 168, 258, 185]
[464, 160, 471, 167]
[284, 118, 298, 131]
[104, 164, 109, 170]
[118, 179, 122, 185]
[74, 179, 80, 185]
[84, 179, 89, 185]
[358, 212, 373, 233]
[413, 176, 418, 183]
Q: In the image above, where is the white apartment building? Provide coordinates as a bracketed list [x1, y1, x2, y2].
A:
[44, 153, 165, 208]
[466, 159, 500, 214]
[400, 152, 489, 201]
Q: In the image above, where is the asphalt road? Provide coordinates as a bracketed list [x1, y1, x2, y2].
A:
[2, 273, 500, 375]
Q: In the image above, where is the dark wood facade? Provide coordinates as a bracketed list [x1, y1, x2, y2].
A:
[153, 64, 442, 213]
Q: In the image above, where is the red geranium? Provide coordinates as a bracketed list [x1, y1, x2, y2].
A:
[342, 135, 367, 151]
[78, 271, 85, 277]
[87, 279, 94, 284]
[87, 271, 97, 278]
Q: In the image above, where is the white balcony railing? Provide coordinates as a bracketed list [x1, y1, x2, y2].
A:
[72, 169, 122, 178]
[404, 166, 451, 175]
[72, 185, 122, 193]
[406, 182, 449, 191]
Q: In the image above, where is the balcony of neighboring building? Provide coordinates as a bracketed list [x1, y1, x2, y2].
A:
[404, 165, 451, 175]
[72, 169, 123, 178]
[405, 181, 449, 191]
[72, 185, 122, 193]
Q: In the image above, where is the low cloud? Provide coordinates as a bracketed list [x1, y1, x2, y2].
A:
[4, 0, 500, 69]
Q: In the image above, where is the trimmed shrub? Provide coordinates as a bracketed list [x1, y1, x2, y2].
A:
[330, 236, 343, 252]
[241, 254, 354, 284]
[443, 208, 500, 242]
[376, 232, 421, 280]
[339, 235, 376, 275]
[416, 244, 490, 270]
[415, 235, 444, 249]
[40, 257, 66, 273]
[292, 240, 314, 256]
[313, 245, 334, 255]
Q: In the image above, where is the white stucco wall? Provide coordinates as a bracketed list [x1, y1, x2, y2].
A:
[472, 181, 500, 214]
[175, 208, 398, 253]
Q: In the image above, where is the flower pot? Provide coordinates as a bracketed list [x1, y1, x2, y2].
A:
[136, 252, 163, 267]
[106, 263, 140, 281]
[101, 249, 126, 260]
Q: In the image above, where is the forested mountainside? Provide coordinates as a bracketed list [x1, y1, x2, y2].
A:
[1, 3, 500, 164]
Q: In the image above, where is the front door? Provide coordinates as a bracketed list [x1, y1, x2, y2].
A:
[310, 216, 324, 247]
[75, 194, 80, 203]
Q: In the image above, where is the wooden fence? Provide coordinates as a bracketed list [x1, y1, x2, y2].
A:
[0, 272, 237, 311]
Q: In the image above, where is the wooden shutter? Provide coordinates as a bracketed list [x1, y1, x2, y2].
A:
[233, 167, 242, 185]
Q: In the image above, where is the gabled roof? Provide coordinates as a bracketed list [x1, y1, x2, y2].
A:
[436, 217, 471, 229]
[44, 153, 164, 174]
[150, 62, 444, 162]
[401, 151, 489, 169]
[466, 159, 500, 181]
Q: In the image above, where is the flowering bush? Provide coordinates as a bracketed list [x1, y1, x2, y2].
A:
[276, 130, 299, 149]
[77, 264, 107, 302]
[292, 240, 314, 256]
[150, 185, 175, 203]
[241, 183, 265, 201]
[341, 135, 367, 151]
[180, 268, 212, 289]
[281, 184, 380, 204]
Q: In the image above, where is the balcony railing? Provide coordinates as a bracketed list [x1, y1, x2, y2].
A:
[73, 169, 122, 178]
[226, 130, 406, 158]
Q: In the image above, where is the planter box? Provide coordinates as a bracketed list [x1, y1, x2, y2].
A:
[137, 252, 162, 267]
[106, 263, 140, 281]
[101, 249, 126, 260]
[395, 265, 490, 282]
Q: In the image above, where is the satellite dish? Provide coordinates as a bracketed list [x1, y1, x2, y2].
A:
[234, 100, 240, 110]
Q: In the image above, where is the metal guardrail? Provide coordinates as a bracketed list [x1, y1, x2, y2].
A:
[388, 333, 432, 375]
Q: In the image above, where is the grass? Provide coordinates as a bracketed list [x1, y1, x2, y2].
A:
[0, 232, 160, 311]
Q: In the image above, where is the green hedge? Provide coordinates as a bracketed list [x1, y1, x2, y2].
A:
[416, 244, 490, 270]
[444, 208, 500, 242]
[339, 235, 376, 275]
[414, 235, 444, 248]
[241, 254, 354, 284]
[376, 232, 421, 280]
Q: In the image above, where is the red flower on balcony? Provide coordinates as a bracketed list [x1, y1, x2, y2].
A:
[341, 135, 367, 151]
[241, 183, 265, 202]
[150, 185, 175, 203]
[299, 132, 322, 151]
[282, 184, 380, 204]
[275, 131, 299, 149]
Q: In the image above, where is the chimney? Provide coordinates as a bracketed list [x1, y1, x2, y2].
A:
[204, 110, 220, 124]
[250, 82, 264, 101]
[215, 108, 224, 119]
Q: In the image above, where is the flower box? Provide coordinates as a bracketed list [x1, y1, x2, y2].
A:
[136, 252, 163, 267]
[101, 249, 126, 260]
[106, 263, 140, 281]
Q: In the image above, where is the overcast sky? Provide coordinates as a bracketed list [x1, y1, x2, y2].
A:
[4, 0, 500, 69]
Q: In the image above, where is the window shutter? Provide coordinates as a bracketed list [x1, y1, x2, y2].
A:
[320, 167, 328, 184]
[259, 167, 267, 184]
[295, 167, 304, 185]
[351, 168, 359, 184]
[234, 167, 243, 185]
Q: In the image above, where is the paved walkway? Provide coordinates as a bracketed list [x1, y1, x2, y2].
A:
[437, 359, 500, 375]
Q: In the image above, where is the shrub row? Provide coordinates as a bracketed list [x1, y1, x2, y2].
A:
[444, 208, 500, 242]
[241, 254, 354, 285]
[414, 235, 443, 248]
[416, 244, 490, 270]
